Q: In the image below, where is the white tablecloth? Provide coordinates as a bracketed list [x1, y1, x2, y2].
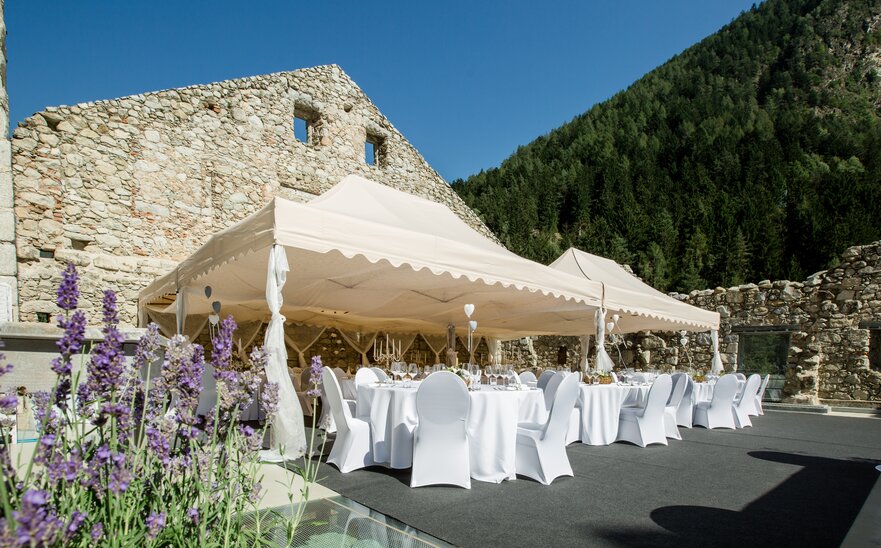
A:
[357, 383, 544, 483]
[576, 384, 650, 445]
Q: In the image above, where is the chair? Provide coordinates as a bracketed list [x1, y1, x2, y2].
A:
[733, 374, 762, 428]
[754, 374, 770, 416]
[354, 367, 379, 387]
[610, 371, 619, 383]
[515, 374, 579, 485]
[519, 371, 538, 384]
[676, 375, 695, 428]
[617, 374, 672, 447]
[536, 370, 555, 390]
[735, 372, 747, 382]
[693, 374, 739, 429]
[631, 373, 648, 384]
[370, 367, 388, 382]
[410, 371, 471, 488]
[542, 374, 565, 411]
[540, 373, 581, 444]
[322, 368, 374, 473]
[664, 373, 688, 440]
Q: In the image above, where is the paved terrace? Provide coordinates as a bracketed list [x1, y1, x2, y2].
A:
[309, 412, 881, 547]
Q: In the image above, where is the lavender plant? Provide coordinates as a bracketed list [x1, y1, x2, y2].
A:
[0, 264, 321, 546]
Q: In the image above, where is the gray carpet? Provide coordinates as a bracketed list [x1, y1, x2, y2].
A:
[305, 412, 881, 547]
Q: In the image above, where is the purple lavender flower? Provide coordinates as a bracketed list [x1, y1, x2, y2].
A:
[56, 263, 79, 311]
[52, 309, 85, 404]
[12, 489, 64, 545]
[79, 291, 125, 414]
[66, 511, 87, 537]
[0, 393, 15, 415]
[90, 522, 104, 541]
[187, 507, 199, 526]
[145, 511, 166, 539]
[306, 355, 323, 398]
[261, 382, 279, 420]
[210, 315, 236, 375]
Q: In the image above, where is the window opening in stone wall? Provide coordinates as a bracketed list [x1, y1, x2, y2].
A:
[36, 313, 50, 323]
[39, 250, 54, 259]
[70, 239, 88, 251]
[869, 329, 881, 371]
[293, 116, 309, 143]
[365, 134, 384, 167]
[737, 333, 790, 375]
[738, 332, 789, 402]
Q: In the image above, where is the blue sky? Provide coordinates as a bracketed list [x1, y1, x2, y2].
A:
[6, 1, 757, 182]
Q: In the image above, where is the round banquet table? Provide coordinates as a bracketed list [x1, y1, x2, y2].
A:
[356, 383, 545, 483]
[576, 384, 651, 445]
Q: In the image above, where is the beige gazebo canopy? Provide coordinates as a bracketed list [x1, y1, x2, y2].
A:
[138, 175, 609, 339]
[549, 248, 720, 332]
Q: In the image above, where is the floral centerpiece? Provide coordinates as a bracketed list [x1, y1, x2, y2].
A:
[445, 366, 472, 387]
[0, 264, 318, 546]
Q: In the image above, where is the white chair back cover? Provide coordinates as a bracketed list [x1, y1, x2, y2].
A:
[610, 371, 618, 383]
[736, 373, 762, 420]
[519, 371, 538, 384]
[667, 373, 688, 408]
[371, 367, 388, 381]
[537, 370, 555, 390]
[542, 373, 565, 410]
[412, 371, 471, 488]
[333, 367, 348, 381]
[735, 372, 747, 382]
[710, 374, 739, 410]
[416, 371, 470, 432]
[354, 367, 379, 387]
[643, 374, 673, 418]
[758, 374, 770, 399]
[322, 368, 353, 434]
[676, 374, 695, 426]
[632, 372, 648, 384]
[542, 374, 580, 442]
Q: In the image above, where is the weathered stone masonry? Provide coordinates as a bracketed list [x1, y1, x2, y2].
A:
[10, 65, 493, 326]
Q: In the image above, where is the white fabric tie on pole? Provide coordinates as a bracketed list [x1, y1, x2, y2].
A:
[485, 338, 502, 365]
[594, 309, 614, 373]
[710, 329, 724, 374]
[579, 334, 591, 372]
[421, 334, 447, 364]
[175, 289, 186, 335]
[260, 245, 307, 462]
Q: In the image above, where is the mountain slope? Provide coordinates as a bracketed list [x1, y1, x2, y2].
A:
[452, 0, 881, 291]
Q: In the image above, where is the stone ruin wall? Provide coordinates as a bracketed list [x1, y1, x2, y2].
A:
[10, 64, 492, 327]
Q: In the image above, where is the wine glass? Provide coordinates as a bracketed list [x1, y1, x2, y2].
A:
[409, 363, 419, 383]
[392, 362, 404, 385]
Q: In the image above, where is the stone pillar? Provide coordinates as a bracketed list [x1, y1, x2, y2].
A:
[0, 0, 18, 321]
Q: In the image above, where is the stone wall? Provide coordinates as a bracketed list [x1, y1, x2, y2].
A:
[11, 65, 493, 326]
[0, 0, 17, 321]
[655, 242, 881, 405]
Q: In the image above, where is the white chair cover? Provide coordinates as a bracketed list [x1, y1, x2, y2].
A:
[519, 371, 538, 384]
[515, 373, 579, 485]
[664, 373, 688, 440]
[693, 374, 738, 429]
[354, 367, 379, 387]
[536, 370, 555, 391]
[676, 375, 695, 427]
[595, 309, 614, 373]
[322, 368, 374, 473]
[542, 374, 565, 412]
[261, 245, 307, 461]
[710, 329, 724, 374]
[370, 367, 388, 382]
[617, 374, 672, 447]
[754, 374, 770, 416]
[411, 371, 471, 488]
[733, 374, 762, 428]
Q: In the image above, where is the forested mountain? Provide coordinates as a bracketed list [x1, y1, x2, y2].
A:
[452, 0, 881, 292]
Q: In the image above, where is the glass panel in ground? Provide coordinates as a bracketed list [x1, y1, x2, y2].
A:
[738, 333, 790, 375]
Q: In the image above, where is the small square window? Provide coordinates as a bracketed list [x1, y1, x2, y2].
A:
[39, 249, 54, 259]
[365, 134, 384, 167]
[365, 140, 376, 166]
[70, 239, 88, 251]
[293, 116, 309, 142]
[36, 312, 50, 323]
